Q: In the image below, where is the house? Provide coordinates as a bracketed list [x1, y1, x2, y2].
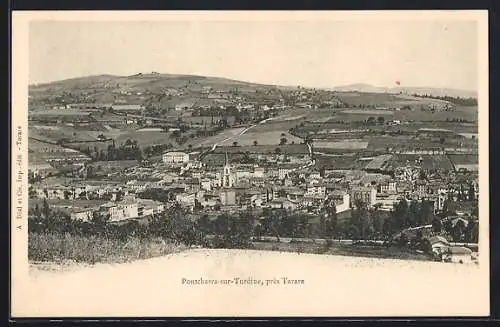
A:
[415, 180, 428, 196]
[137, 199, 165, 217]
[442, 246, 473, 264]
[329, 190, 351, 213]
[308, 171, 322, 180]
[200, 179, 212, 191]
[111, 104, 145, 112]
[427, 235, 451, 254]
[286, 188, 305, 202]
[306, 183, 326, 197]
[350, 186, 377, 207]
[379, 180, 397, 194]
[163, 151, 190, 164]
[301, 194, 326, 207]
[28, 161, 57, 179]
[374, 194, 402, 211]
[253, 167, 265, 178]
[68, 207, 94, 222]
[175, 102, 195, 111]
[240, 191, 263, 208]
[268, 198, 298, 211]
[278, 167, 293, 180]
[99, 199, 139, 222]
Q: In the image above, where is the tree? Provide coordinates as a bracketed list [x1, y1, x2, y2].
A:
[464, 220, 479, 243]
[442, 199, 456, 216]
[468, 183, 476, 200]
[431, 218, 442, 233]
[350, 200, 374, 240]
[91, 211, 111, 230]
[443, 219, 453, 235]
[419, 200, 434, 226]
[253, 140, 258, 146]
[451, 220, 466, 242]
[233, 141, 238, 147]
[279, 137, 288, 145]
[274, 147, 281, 155]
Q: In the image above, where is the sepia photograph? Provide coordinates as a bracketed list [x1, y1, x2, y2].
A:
[11, 10, 489, 317]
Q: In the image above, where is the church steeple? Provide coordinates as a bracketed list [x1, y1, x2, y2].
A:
[222, 151, 234, 188]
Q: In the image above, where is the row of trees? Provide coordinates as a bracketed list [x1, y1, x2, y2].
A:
[79, 140, 142, 162]
[411, 93, 478, 106]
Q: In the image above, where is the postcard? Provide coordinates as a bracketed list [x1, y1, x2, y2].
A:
[11, 10, 489, 317]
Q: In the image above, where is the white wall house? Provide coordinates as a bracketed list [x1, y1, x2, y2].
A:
[163, 151, 190, 164]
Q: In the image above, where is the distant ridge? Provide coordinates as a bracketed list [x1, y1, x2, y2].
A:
[29, 73, 477, 99]
[331, 83, 477, 99]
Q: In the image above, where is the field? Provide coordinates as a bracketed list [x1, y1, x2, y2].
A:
[448, 154, 479, 165]
[315, 154, 360, 170]
[340, 109, 394, 115]
[335, 92, 452, 108]
[194, 127, 247, 147]
[313, 139, 368, 150]
[29, 124, 106, 142]
[386, 154, 454, 171]
[221, 130, 303, 146]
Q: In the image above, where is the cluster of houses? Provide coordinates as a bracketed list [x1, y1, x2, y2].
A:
[30, 146, 479, 226]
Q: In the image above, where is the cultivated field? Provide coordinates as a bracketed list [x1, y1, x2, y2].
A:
[387, 154, 454, 171]
[221, 130, 303, 146]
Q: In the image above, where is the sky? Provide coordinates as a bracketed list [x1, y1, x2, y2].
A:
[28, 18, 479, 91]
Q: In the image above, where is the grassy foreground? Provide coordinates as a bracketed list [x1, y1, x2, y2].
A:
[29, 232, 188, 265]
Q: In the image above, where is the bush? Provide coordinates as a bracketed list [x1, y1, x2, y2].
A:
[28, 232, 186, 264]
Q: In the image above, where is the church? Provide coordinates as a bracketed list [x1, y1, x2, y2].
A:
[221, 151, 236, 188]
[219, 152, 236, 206]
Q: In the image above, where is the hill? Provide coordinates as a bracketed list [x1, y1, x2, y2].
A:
[332, 83, 477, 99]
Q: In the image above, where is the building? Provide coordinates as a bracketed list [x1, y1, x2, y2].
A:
[268, 198, 298, 211]
[415, 180, 428, 197]
[306, 182, 326, 197]
[70, 208, 93, 221]
[175, 102, 195, 111]
[350, 186, 377, 207]
[253, 167, 265, 178]
[100, 199, 139, 222]
[163, 151, 190, 164]
[374, 194, 401, 211]
[442, 246, 473, 264]
[111, 104, 145, 112]
[329, 190, 351, 213]
[427, 235, 451, 254]
[137, 199, 165, 217]
[219, 189, 236, 206]
[28, 160, 57, 179]
[379, 180, 397, 194]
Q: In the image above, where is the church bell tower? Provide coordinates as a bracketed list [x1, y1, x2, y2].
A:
[222, 151, 234, 188]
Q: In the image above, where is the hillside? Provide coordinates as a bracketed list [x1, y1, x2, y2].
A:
[29, 73, 275, 95]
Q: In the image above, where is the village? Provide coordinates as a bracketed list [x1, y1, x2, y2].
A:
[27, 73, 479, 265]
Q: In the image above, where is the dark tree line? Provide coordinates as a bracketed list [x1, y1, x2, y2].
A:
[411, 93, 478, 106]
[80, 139, 143, 161]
